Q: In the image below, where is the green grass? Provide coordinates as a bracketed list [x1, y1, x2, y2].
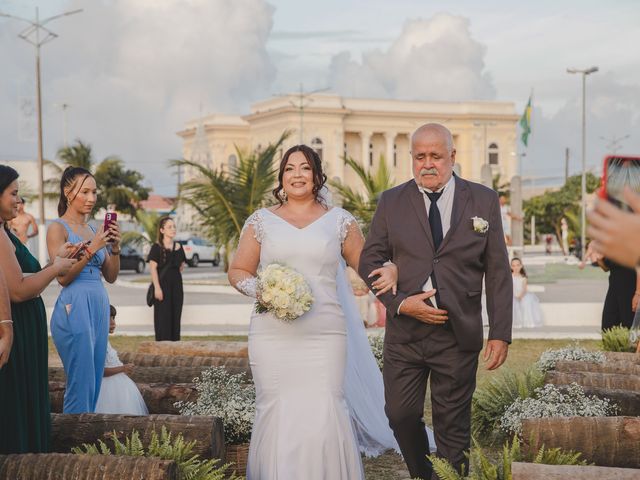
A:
[527, 263, 607, 284]
[47, 336, 601, 480]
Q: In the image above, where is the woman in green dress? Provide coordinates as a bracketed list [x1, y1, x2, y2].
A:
[0, 165, 77, 453]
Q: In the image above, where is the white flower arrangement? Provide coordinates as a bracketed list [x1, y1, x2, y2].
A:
[499, 383, 617, 436]
[256, 263, 314, 322]
[536, 345, 606, 373]
[175, 367, 255, 445]
[368, 333, 384, 371]
[471, 216, 489, 233]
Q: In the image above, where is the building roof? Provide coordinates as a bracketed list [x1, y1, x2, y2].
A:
[139, 194, 175, 212]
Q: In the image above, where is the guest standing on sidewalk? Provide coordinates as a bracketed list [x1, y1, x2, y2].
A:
[148, 217, 186, 341]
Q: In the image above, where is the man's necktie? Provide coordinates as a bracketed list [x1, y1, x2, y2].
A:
[426, 191, 443, 250]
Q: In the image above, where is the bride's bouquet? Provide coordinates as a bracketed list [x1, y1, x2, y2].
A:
[256, 263, 314, 322]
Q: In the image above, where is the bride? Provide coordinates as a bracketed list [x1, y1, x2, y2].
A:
[229, 145, 418, 479]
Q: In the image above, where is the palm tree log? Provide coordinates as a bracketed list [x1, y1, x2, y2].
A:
[512, 462, 640, 479]
[0, 453, 177, 480]
[604, 352, 640, 364]
[118, 351, 250, 368]
[545, 371, 640, 391]
[553, 360, 640, 376]
[50, 413, 225, 460]
[136, 341, 248, 358]
[50, 364, 251, 384]
[522, 416, 640, 468]
[50, 382, 198, 414]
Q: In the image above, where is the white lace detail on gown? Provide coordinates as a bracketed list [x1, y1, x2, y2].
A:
[104, 342, 123, 367]
[336, 209, 358, 245]
[242, 211, 265, 244]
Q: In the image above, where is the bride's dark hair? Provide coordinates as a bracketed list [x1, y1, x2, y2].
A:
[273, 145, 327, 206]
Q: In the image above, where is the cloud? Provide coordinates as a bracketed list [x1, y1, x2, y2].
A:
[327, 13, 496, 101]
[0, 0, 276, 192]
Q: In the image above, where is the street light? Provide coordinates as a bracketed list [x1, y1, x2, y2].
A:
[600, 134, 630, 154]
[567, 66, 598, 259]
[0, 6, 82, 262]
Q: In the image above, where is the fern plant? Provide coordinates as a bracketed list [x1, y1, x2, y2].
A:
[471, 368, 544, 445]
[429, 437, 588, 480]
[72, 427, 242, 480]
[602, 326, 636, 352]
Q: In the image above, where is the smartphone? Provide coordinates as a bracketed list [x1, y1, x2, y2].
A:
[69, 242, 87, 260]
[600, 155, 640, 211]
[104, 212, 117, 240]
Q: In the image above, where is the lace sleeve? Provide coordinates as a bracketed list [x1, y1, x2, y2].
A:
[241, 210, 265, 244]
[337, 209, 363, 247]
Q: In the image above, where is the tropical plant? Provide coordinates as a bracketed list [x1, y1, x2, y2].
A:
[45, 139, 150, 215]
[172, 132, 289, 271]
[175, 367, 255, 445]
[121, 210, 163, 248]
[492, 173, 510, 197]
[523, 173, 599, 246]
[471, 368, 544, 446]
[368, 333, 384, 371]
[72, 427, 241, 480]
[601, 326, 636, 352]
[429, 437, 588, 480]
[329, 155, 394, 235]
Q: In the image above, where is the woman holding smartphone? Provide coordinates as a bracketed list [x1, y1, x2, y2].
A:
[47, 166, 122, 414]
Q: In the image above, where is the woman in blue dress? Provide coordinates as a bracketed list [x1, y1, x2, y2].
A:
[47, 166, 122, 413]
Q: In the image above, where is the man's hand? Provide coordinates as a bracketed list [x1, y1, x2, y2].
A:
[483, 339, 508, 370]
[399, 290, 448, 325]
[587, 187, 640, 268]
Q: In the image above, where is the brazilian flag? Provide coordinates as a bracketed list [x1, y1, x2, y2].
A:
[520, 95, 532, 146]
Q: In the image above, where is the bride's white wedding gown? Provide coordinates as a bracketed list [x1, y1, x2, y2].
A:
[244, 207, 365, 479]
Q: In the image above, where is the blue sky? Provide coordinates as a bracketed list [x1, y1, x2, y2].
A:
[1, 0, 638, 194]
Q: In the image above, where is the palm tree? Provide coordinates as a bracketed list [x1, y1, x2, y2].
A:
[329, 155, 394, 235]
[121, 210, 162, 249]
[172, 132, 289, 270]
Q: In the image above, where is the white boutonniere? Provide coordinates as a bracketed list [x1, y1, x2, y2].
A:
[471, 216, 489, 234]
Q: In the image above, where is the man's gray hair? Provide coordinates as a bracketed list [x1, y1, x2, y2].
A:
[411, 123, 455, 153]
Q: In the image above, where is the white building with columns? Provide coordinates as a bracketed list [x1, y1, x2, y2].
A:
[177, 94, 520, 191]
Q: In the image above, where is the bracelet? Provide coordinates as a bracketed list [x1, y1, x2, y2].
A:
[111, 248, 121, 255]
[85, 246, 95, 258]
[0, 320, 13, 325]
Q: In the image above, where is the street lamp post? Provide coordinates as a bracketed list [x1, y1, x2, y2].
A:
[0, 7, 82, 262]
[567, 66, 598, 260]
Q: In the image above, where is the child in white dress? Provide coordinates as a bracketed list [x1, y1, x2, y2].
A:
[511, 258, 544, 328]
[95, 305, 148, 415]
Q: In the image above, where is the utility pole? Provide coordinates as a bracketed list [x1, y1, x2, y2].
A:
[54, 102, 70, 147]
[565, 147, 570, 184]
[1, 6, 83, 263]
[289, 83, 329, 144]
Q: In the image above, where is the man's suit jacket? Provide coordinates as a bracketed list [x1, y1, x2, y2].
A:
[359, 175, 513, 351]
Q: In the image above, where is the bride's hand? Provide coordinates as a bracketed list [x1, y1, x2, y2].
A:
[368, 262, 398, 296]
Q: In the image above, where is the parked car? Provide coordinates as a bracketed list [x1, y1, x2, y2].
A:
[119, 245, 146, 273]
[176, 236, 221, 267]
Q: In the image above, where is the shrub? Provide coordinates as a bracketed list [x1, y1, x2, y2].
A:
[499, 383, 617, 436]
[471, 368, 544, 445]
[429, 437, 588, 480]
[175, 366, 255, 445]
[602, 326, 636, 352]
[72, 427, 241, 480]
[368, 333, 384, 371]
[536, 344, 605, 373]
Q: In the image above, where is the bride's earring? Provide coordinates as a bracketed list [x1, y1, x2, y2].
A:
[281, 190, 288, 202]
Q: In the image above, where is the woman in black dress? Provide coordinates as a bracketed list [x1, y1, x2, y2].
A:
[599, 257, 639, 331]
[148, 217, 186, 341]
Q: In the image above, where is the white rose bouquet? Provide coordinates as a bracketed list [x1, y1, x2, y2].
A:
[256, 263, 314, 322]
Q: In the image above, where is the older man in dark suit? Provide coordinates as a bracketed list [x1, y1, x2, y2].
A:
[359, 123, 512, 479]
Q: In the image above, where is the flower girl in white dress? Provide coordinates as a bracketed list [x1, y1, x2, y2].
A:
[511, 258, 543, 328]
[95, 305, 148, 415]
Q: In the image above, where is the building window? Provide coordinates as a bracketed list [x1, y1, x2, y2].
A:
[393, 143, 397, 167]
[228, 154, 237, 170]
[311, 137, 323, 162]
[369, 143, 373, 166]
[488, 143, 499, 165]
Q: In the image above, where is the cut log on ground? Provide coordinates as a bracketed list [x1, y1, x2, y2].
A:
[118, 351, 250, 369]
[545, 371, 640, 391]
[512, 462, 640, 479]
[553, 360, 640, 376]
[50, 381, 199, 415]
[582, 387, 640, 416]
[522, 416, 640, 468]
[137, 341, 248, 358]
[49, 365, 251, 384]
[0, 453, 177, 480]
[50, 413, 225, 460]
[604, 352, 640, 364]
